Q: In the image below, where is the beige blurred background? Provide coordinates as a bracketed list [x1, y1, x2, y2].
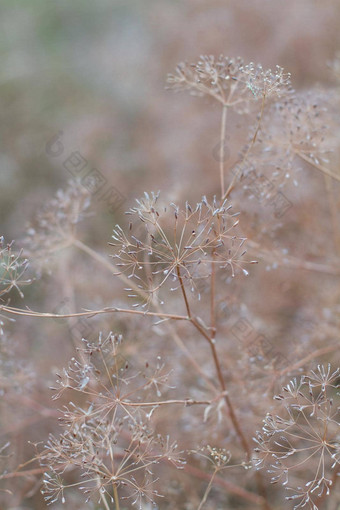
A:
[1, 0, 340, 239]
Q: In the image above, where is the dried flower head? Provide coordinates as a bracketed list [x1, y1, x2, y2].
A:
[110, 193, 256, 307]
[254, 365, 340, 509]
[42, 333, 183, 507]
[0, 237, 31, 299]
[258, 93, 332, 171]
[23, 180, 91, 272]
[167, 55, 291, 108]
[195, 444, 232, 469]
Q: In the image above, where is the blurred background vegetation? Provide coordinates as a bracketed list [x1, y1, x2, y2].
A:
[1, 0, 340, 240]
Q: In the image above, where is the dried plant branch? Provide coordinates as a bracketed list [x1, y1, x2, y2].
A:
[296, 151, 340, 183]
[183, 463, 266, 505]
[0, 304, 188, 322]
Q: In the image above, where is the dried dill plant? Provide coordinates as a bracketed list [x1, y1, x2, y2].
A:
[41, 332, 184, 508]
[0, 329, 37, 502]
[0, 237, 31, 300]
[111, 193, 256, 307]
[254, 365, 340, 509]
[167, 55, 291, 198]
[0, 236, 32, 336]
[167, 55, 291, 105]
[1, 52, 340, 510]
[0, 242, 36, 502]
[246, 92, 336, 190]
[23, 180, 92, 273]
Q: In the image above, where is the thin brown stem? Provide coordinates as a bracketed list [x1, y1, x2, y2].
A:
[73, 238, 150, 301]
[175, 267, 251, 459]
[0, 467, 45, 480]
[316, 464, 339, 508]
[113, 484, 120, 510]
[219, 105, 228, 198]
[175, 264, 270, 509]
[120, 398, 211, 407]
[246, 239, 340, 276]
[296, 151, 340, 183]
[210, 250, 217, 341]
[183, 463, 265, 506]
[224, 93, 266, 199]
[0, 305, 188, 322]
[197, 466, 219, 510]
[176, 264, 192, 318]
[278, 345, 340, 378]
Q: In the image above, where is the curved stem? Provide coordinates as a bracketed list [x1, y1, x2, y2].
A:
[197, 467, 219, 510]
[175, 266, 251, 458]
[175, 264, 270, 509]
